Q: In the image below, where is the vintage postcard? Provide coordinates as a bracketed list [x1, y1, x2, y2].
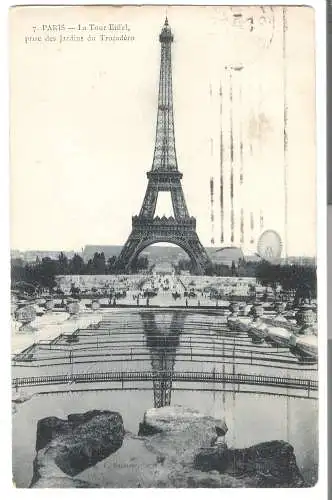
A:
[10, 4, 322, 491]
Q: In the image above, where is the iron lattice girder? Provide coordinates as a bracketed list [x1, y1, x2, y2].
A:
[145, 181, 184, 193]
[152, 19, 177, 172]
[150, 351, 175, 408]
[139, 178, 190, 219]
[141, 310, 185, 408]
[147, 170, 183, 181]
[132, 216, 197, 232]
[117, 19, 211, 274]
[118, 217, 211, 275]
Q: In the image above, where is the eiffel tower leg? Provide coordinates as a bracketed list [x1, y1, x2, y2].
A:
[182, 236, 211, 275]
[116, 233, 142, 272]
[139, 182, 159, 219]
[170, 184, 189, 219]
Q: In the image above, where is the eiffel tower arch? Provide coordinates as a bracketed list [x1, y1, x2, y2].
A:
[117, 18, 211, 275]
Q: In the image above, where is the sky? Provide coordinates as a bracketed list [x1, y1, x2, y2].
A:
[10, 5, 316, 256]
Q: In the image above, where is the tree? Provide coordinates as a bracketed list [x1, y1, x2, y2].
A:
[70, 254, 85, 275]
[85, 259, 94, 274]
[92, 252, 106, 275]
[37, 257, 58, 291]
[231, 260, 238, 277]
[176, 259, 195, 274]
[58, 252, 69, 275]
[132, 255, 149, 273]
[255, 262, 317, 300]
[107, 256, 117, 274]
[255, 262, 278, 288]
[11, 259, 27, 284]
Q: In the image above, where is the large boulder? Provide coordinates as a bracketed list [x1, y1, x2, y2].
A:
[28, 406, 308, 488]
[75, 406, 229, 488]
[134, 406, 305, 488]
[31, 410, 124, 487]
[139, 406, 219, 436]
[194, 440, 305, 487]
[138, 406, 224, 469]
[31, 451, 98, 488]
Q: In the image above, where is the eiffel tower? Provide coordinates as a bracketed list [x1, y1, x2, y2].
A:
[140, 310, 187, 408]
[117, 18, 211, 275]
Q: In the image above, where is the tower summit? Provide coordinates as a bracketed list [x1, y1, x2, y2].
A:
[117, 19, 211, 274]
[152, 17, 177, 173]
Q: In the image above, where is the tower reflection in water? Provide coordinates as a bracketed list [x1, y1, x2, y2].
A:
[140, 311, 187, 408]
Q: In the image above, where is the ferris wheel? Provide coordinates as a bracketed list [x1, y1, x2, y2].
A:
[257, 230, 282, 262]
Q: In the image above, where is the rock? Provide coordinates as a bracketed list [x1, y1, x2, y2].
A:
[214, 418, 228, 436]
[31, 477, 96, 488]
[30, 450, 98, 488]
[85, 407, 225, 488]
[138, 406, 224, 476]
[137, 407, 305, 488]
[139, 406, 220, 437]
[167, 468, 259, 488]
[35, 416, 70, 452]
[194, 446, 230, 473]
[134, 408, 305, 488]
[194, 440, 305, 487]
[31, 410, 125, 488]
[29, 407, 307, 488]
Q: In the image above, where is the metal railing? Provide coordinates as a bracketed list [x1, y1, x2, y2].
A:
[12, 370, 318, 393]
